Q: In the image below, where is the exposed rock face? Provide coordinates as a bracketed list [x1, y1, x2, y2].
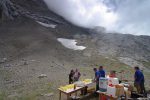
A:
[89, 29, 150, 61]
[118, 57, 144, 68]
[0, 0, 18, 19]
[0, 0, 150, 62]
[0, 0, 64, 25]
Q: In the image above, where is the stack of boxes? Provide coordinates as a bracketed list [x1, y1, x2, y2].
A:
[99, 76, 128, 98]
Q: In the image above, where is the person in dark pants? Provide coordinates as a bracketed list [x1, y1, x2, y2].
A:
[0, 7, 2, 19]
[69, 69, 74, 84]
[134, 66, 146, 94]
[93, 68, 100, 91]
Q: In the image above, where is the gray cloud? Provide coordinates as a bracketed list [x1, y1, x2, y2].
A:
[44, 0, 150, 36]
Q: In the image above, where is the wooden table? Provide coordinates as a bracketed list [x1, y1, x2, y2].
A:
[58, 86, 84, 100]
[97, 91, 118, 100]
[58, 82, 93, 100]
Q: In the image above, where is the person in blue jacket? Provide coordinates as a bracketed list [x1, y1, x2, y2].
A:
[93, 68, 100, 91]
[134, 66, 145, 94]
[99, 66, 105, 78]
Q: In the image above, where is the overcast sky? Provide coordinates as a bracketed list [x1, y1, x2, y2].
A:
[44, 0, 150, 36]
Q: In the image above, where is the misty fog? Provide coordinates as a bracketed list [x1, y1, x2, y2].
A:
[44, 0, 150, 36]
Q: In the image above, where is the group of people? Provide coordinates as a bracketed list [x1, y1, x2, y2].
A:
[93, 66, 105, 91]
[68, 66, 146, 95]
[69, 69, 81, 84]
[93, 66, 146, 94]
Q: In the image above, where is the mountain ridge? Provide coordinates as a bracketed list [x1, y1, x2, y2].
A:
[0, 0, 150, 66]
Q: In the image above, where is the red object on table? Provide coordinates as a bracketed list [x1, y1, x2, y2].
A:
[99, 95, 107, 100]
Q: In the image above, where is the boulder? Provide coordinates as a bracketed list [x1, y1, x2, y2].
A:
[38, 74, 47, 78]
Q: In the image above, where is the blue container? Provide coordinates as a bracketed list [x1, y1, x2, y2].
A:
[99, 77, 108, 92]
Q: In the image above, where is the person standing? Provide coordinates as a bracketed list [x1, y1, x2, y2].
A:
[134, 66, 145, 94]
[109, 70, 116, 78]
[93, 68, 100, 91]
[74, 69, 81, 82]
[99, 66, 105, 78]
[69, 69, 74, 84]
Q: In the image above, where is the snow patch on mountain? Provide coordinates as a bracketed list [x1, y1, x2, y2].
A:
[57, 38, 86, 50]
[36, 21, 57, 28]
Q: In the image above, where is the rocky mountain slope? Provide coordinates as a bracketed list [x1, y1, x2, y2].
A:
[89, 30, 150, 66]
[0, 0, 150, 100]
[1, 0, 150, 64]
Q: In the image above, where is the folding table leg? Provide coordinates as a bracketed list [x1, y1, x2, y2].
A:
[59, 91, 61, 100]
[67, 94, 70, 100]
[75, 91, 77, 96]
